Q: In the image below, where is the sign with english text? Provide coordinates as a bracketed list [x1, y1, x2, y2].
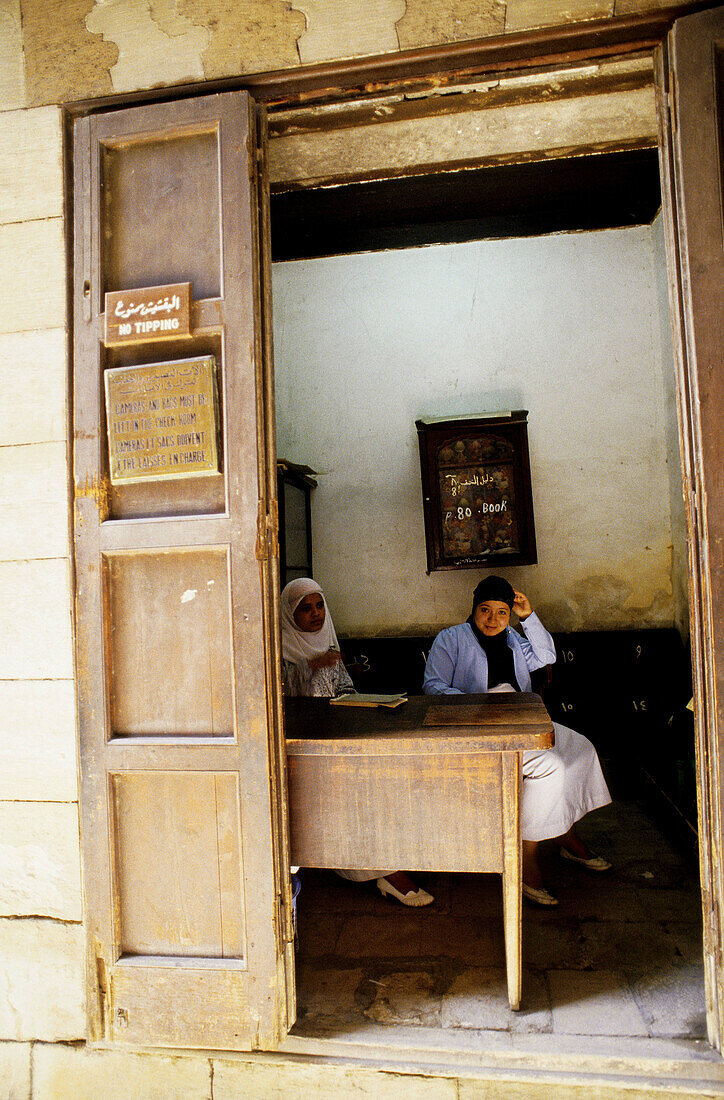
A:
[104, 356, 219, 484]
[104, 283, 191, 346]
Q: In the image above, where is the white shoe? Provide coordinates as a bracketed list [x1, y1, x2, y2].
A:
[522, 882, 559, 906]
[376, 877, 434, 907]
[561, 848, 612, 872]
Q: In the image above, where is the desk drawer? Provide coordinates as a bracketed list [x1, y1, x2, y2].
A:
[288, 751, 505, 873]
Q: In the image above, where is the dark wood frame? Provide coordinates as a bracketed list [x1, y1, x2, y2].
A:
[417, 411, 537, 572]
[276, 466, 314, 588]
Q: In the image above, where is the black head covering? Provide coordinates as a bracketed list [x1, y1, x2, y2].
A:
[467, 575, 519, 691]
[471, 575, 515, 615]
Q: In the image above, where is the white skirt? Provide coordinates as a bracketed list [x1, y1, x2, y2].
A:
[521, 721, 611, 841]
[337, 717, 610, 857]
[486, 684, 611, 842]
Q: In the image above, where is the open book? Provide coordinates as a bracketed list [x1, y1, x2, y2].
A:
[330, 692, 408, 709]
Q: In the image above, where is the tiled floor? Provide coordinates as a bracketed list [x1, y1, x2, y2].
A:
[292, 798, 707, 1048]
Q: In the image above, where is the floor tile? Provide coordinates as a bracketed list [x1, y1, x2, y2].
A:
[522, 916, 591, 970]
[438, 966, 551, 1033]
[577, 919, 681, 974]
[635, 885, 702, 922]
[435, 873, 505, 918]
[419, 914, 503, 964]
[440, 967, 509, 1031]
[630, 964, 708, 1039]
[509, 969, 552, 1034]
[365, 971, 441, 1026]
[296, 911, 344, 957]
[548, 969, 649, 1036]
[665, 920, 704, 964]
[335, 913, 424, 957]
[296, 965, 364, 1025]
[544, 876, 648, 922]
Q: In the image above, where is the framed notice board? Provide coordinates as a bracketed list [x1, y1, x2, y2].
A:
[416, 411, 537, 572]
[104, 355, 220, 484]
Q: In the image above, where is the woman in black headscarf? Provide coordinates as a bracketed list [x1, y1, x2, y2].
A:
[424, 575, 611, 906]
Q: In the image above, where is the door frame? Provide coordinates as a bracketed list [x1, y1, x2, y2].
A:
[65, 0, 723, 1064]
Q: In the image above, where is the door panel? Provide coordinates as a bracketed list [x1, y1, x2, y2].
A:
[102, 131, 221, 298]
[73, 92, 291, 1050]
[112, 772, 243, 957]
[660, 7, 724, 1050]
[107, 550, 233, 736]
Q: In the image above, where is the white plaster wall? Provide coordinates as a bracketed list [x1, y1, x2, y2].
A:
[273, 225, 681, 636]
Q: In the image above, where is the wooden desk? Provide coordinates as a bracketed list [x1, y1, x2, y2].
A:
[285, 692, 554, 1010]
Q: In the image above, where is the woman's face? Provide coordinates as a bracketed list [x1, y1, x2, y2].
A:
[473, 599, 511, 636]
[293, 592, 326, 633]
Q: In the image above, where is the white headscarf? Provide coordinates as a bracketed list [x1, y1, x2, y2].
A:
[280, 578, 340, 666]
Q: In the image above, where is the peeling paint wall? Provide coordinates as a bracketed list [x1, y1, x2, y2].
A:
[0, 1, 26, 109]
[85, 0, 209, 92]
[0, 0, 701, 105]
[21, 0, 116, 107]
[188, 1, 305, 79]
[294, 0, 406, 64]
[273, 224, 683, 637]
[397, 0, 505, 50]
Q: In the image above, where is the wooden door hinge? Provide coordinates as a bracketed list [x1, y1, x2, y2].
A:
[668, 68, 678, 135]
[95, 952, 110, 1040]
[256, 498, 279, 561]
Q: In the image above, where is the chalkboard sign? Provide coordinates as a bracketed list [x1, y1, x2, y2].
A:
[416, 411, 537, 572]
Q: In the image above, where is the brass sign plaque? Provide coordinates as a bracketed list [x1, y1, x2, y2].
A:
[105, 356, 220, 484]
[104, 282, 191, 346]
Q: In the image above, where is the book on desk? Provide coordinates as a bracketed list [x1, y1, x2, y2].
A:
[329, 692, 408, 709]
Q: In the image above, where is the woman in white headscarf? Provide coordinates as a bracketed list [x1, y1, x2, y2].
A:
[281, 578, 433, 906]
[281, 577, 355, 699]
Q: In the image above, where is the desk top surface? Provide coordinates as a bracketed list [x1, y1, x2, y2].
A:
[285, 692, 554, 756]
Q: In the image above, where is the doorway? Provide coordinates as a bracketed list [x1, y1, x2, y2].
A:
[268, 108, 704, 1054]
[68, 7, 724, 1073]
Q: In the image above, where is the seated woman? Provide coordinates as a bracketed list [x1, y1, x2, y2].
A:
[423, 575, 611, 907]
[281, 577, 433, 907]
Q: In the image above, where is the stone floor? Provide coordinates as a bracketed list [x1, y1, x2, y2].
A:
[292, 798, 708, 1049]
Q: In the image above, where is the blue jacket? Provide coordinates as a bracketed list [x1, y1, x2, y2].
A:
[423, 613, 557, 695]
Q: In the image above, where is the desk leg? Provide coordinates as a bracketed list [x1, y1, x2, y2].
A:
[501, 752, 522, 1011]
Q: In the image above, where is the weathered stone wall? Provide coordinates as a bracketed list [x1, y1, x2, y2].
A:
[0, 0, 703, 109]
[0, 102, 85, 1089]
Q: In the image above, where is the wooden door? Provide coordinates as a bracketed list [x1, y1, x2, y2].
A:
[659, 6, 724, 1051]
[73, 92, 293, 1050]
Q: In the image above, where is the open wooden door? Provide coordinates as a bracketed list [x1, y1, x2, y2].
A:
[72, 92, 293, 1050]
[658, 5, 724, 1051]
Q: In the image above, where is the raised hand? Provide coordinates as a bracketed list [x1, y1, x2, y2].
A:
[512, 590, 532, 619]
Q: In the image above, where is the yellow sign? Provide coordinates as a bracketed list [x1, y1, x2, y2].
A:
[105, 356, 219, 484]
